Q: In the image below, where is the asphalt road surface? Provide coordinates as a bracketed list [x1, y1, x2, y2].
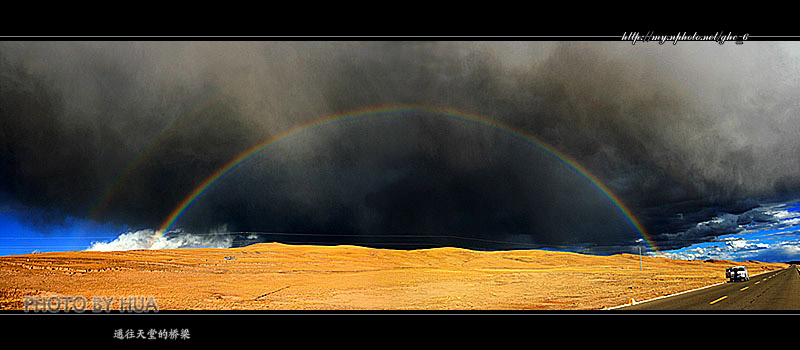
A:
[621, 265, 800, 310]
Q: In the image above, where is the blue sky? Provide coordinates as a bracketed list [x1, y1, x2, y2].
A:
[0, 210, 125, 256]
[0, 209, 234, 256]
[652, 200, 800, 263]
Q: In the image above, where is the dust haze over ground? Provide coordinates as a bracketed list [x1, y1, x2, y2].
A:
[2, 41, 800, 254]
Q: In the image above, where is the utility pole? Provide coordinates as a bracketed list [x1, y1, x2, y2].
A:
[635, 239, 644, 271]
[639, 245, 642, 271]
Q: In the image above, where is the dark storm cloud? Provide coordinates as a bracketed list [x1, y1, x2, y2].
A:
[1, 41, 800, 252]
[185, 116, 638, 252]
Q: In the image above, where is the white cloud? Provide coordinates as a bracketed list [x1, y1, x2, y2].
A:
[86, 228, 233, 251]
[725, 238, 769, 251]
[656, 200, 800, 262]
[748, 243, 800, 262]
[771, 209, 800, 220]
[655, 238, 775, 261]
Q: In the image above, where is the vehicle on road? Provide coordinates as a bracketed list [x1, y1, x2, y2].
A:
[726, 266, 749, 282]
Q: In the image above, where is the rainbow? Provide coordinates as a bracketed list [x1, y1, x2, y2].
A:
[155, 105, 657, 251]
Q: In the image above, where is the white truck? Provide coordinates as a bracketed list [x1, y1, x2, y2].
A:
[725, 266, 749, 282]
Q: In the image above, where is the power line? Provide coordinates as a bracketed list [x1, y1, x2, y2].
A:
[0, 231, 656, 253]
[0, 232, 601, 249]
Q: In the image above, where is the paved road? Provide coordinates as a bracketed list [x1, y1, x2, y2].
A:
[621, 265, 800, 310]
